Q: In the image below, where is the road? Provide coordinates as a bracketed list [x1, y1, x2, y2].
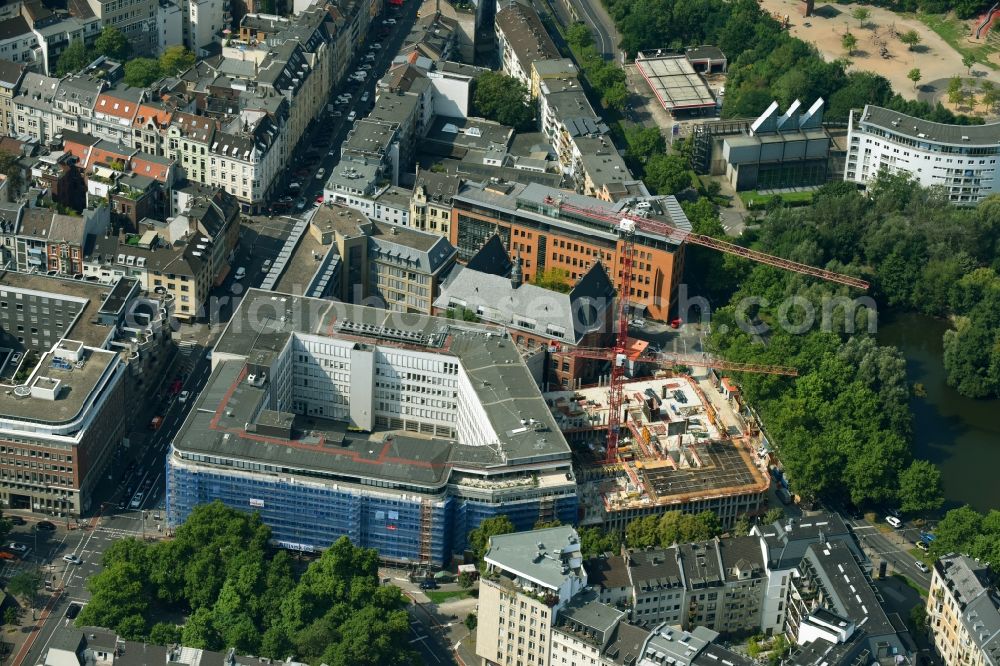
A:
[846, 519, 933, 590]
[550, 0, 619, 59]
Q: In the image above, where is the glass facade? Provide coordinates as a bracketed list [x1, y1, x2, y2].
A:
[167, 457, 578, 565]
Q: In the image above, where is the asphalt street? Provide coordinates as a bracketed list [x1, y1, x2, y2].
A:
[846, 519, 933, 589]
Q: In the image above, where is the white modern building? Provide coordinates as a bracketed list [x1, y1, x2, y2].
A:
[845, 104, 1000, 205]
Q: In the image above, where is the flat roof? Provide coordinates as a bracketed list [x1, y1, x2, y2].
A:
[175, 290, 572, 488]
[485, 525, 581, 590]
[0, 346, 117, 425]
[635, 53, 716, 111]
[857, 104, 1000, 146]
[0, 271, 116, 349]
[274, 229, 326, 296]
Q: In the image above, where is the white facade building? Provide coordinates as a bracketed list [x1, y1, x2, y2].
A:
[157, 0, 184, 54]
[845, 104, 1000, 205]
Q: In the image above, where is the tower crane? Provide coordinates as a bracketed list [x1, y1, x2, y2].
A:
[541, 196, 868, 464]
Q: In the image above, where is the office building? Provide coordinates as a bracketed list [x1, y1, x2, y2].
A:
[166, 291, 578, 565]
[450, 180, 688, 321]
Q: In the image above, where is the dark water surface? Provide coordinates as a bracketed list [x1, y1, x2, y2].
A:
[876, 313, 1000, 511]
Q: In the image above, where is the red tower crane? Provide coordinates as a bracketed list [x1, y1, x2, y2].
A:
[542, 196, 868, 463]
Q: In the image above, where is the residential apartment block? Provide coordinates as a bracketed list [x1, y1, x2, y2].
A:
[845, 104, 1000, 205]
[494, 1, 559, 92]
[928, 553, 1000, 666]
[479, 520, 916, 666]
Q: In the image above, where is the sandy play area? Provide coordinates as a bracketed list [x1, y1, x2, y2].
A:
[758, 0, 1000, 100]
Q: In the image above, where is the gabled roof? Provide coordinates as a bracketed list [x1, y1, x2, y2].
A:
[133, 102, 173, 129]
[95, 87, 145, 122]
[0, 59, 25, 89]
[128, 154, 175, 183]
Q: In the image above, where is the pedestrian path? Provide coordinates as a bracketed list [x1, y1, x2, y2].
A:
[175, 339, 200, 375]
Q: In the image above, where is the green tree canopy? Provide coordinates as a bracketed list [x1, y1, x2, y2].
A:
[160, 46, 196, 75]
[56, 40, 90, 76]
[472, 72, 535, 131]
[124, 59, 163, 88]
[644, 153, 693, 195]
[94, 26, 130, 60]
[468, 515, 515, 561]
[898, 459, 944, 513]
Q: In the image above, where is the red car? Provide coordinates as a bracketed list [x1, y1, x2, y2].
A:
[669, 318, 683, 329]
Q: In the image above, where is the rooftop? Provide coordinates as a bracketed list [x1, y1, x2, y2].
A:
[495, 2, 560, 74]
[175, 291, 572, 487]
[634, 52, 716, 111]
[485, 525, 583, 590]
[0, 271, 119, 349]
[857, 104, 1000, 146]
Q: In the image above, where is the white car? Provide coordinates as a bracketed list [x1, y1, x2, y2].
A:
[347, 111, 357, 122]
[6, 543, 27, 554]
[915, 561, 930, 573]
[262, 259, 273, 272]
[178, 390, 190, 404]
[886, 515, 902, 528]
[235, 267, 246, 280]
[371, 43, 382, 50]
[130, 494, 143, 510]
[63, 554, 83, 565]
[316, 168, 326, 180]
[361, 92, 369, 102]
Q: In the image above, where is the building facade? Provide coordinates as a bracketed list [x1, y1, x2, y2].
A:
[450, 181, 687, 321]
[167, 292, 579, 565]
[928, 554, 1000, 666]
[845, 104, 1000, 205]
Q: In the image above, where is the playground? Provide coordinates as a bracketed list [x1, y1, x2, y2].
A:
[758, 0, 1000, 102]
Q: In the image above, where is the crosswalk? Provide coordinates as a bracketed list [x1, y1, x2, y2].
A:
[175, 339, 200, 375]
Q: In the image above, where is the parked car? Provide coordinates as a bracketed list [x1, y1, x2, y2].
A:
[347, 111, 357, 122]
[916, 540, 929, 551]
[915, 561, 930, 573]
[7, 543, 27, 554]
[316, 168, 326, 180]
[8, 516, 25, 526]
[178, 390, 190, 404]
[63, 554, 83, 565]
[361, 92, 369, 102]
[36, 521, 56, 531]
[419, 579, 438, 590]
[885, 515, 902, 528]
[235, 266, 247, 280]
[65, 603, 83, 620]
[262, 259, 273, 272]
[130, 494, 143, 510]
[0, 551, 15, 561]
[371, 43, 382, 50]
[332, 111, 342, 118]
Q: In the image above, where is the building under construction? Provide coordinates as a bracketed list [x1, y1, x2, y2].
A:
[545, 376, 770, 532]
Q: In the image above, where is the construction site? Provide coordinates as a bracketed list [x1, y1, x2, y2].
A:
[544, 375, 771, 533]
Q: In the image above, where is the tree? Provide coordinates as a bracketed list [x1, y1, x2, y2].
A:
[124, 59, 163, 88]
[842, 32, 858, 56]
[160, 46, 196, 75]
[94, 26, 130, 60]
[899, 29, 922, 51]
[963, 54, 976, 74]
[3, 606, 17, 627]
[468, 515, 515, 562]
[56, 40, 90, 76]
[579, 526, 621, 557]
[907, 68, 921, 90]
[149, 622, 182, 645]
[0, 150, 23, 195]
[532, 267, 572, 293]
[7, 569, 43, 619]
[464, 612, 477, 631]
[602, 81, 629, 112]
[763, 507, 786, 525]
[457, 572, 475, 589]
[733, 514, 752, 536]
[851, 7, 870, 27]
[534, 519, 562, 529]
[624, 124, 666, 162]
[644, 153, 692, 195]
[472, 72, 535, 131]
[898, 460, 944, 513]
[566, 22, 593, 49]
[909, 603, 927, 633]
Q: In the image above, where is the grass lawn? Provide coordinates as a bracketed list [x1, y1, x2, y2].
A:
[910, 12, 1000, 69]
[424, 589, 472, 604]
[893, 572, 929, 597]
[739, 190, 816, 208]
[908, 547, 935, 567]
